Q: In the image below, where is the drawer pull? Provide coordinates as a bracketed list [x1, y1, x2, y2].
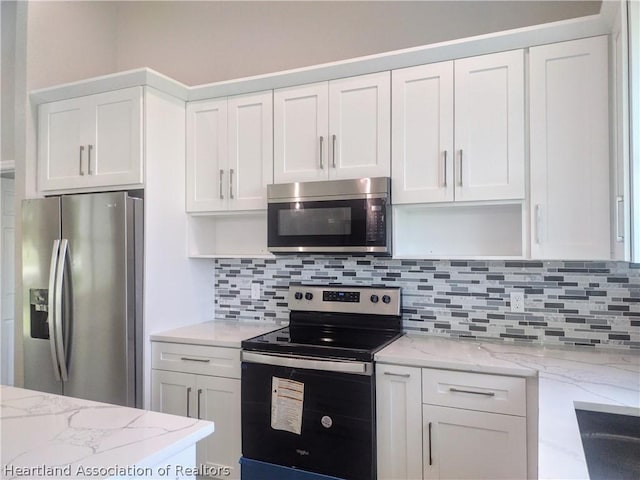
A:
[383, 372, 411, 378]
[180, 357, 211, 363]
[449, 387, 495, 397]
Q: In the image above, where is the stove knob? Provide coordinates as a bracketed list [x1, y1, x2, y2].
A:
[382, 295, 391, 304]
[294, 292, 303, 300]
[305, 292, 314, 301]
[370, 294, 379, 303]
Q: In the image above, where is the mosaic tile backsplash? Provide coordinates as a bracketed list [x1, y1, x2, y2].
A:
[214, 257, 640, 350]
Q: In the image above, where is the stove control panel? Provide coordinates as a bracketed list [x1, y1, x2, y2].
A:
[323, 291, 360, 302]
[288, 285, 401, 316]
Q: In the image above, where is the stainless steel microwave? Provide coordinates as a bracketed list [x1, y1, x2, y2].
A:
[267, 177, 391, 255]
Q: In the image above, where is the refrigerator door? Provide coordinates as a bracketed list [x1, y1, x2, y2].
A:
[61, 192, 140, 407]
[22, 197, 63, 395]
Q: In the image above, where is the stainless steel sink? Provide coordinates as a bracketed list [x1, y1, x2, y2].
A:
[575, 402, 640, 480]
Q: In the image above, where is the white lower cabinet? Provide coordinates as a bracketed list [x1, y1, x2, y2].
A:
[377, 364, 532, 480]
[151, 342, 241, 479]
[376, 364, 423, 480]
[422, 405, 526, 480]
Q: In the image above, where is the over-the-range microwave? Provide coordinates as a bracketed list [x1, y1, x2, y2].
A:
[267, 177, 391, 255]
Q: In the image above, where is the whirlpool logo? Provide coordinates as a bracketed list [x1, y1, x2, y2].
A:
[296, 449, 310, 456]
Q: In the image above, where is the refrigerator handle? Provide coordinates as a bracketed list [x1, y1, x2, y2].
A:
[48, 240, 62, 382]
[55, 239, 70, 381]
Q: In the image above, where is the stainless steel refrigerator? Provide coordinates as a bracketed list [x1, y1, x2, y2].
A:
[22, 191, 142, 408]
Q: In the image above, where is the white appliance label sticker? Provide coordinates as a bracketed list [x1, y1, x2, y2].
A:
[271, 377, 304, 435]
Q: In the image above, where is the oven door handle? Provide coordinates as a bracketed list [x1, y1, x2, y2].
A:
[242, 351, 372, 376]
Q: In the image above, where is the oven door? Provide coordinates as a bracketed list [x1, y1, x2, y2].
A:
[241, 353, 376, 480]
[267, 197, 388, 254]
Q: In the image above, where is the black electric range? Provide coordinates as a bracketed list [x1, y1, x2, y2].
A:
[241, 285, 403, 361]
[240, 285, 404, 480]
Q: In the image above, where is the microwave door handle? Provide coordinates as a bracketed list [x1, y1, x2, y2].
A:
[48, 240, 62, 381]
[55, 239, 70, 381]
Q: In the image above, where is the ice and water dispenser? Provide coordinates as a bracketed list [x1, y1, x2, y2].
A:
[29, 288, 50, 339]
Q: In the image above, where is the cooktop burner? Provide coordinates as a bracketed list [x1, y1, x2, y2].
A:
[242, 285, 404, 362]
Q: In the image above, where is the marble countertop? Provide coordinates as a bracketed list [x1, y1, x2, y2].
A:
[0, 385, 214, 479]
[376, 334, 640, 480]
[150, 321, 282, 348]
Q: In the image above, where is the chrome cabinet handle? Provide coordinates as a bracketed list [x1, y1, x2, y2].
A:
[332, 134, 337, 168]
[383, 371, 410, 378]
[443, 150, 448, 187]
[535, 204, 542, 244]
[229, 169, 234, 199]
[180, 357, 211, 363]
[55, 239, 69, 382]
[449, 387, 496, 397]
[186, 387, 192, 417]
[319, 136, 324, 169]
[87, 144, 93, 174]
[219, 169, 224, 200]
[48, 240, 61, 381]
[616, 196, 624, 241]
[79, 146, 85, 176]
[197, 388, 203, 419]
[428, 421, 433, 466]
[459, 149, 464, 186]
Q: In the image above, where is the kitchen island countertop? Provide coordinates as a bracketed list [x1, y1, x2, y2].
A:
[0, 385, 214, 479]
[376, 334, 640, 480]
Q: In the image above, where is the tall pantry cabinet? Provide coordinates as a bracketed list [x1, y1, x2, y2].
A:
[529, 35, 610, 260]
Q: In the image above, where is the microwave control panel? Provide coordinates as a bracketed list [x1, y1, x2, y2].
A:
[366, 200, 387, 244]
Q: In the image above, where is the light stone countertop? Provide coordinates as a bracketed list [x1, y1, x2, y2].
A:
[375, 334, 640, 480]
[150, 321, 282, 348]
[0, 385, 214, 479]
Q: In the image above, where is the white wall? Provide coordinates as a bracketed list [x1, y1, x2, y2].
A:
[2, 1, 16, 164]
[114, 1, 600, 86]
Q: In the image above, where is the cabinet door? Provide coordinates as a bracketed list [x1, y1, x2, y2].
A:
[423, 404, 527, 480]
[376, 364, 423, 480]
[38, 96, 87, 192]
[227, 91, 273, 211]
[454, 50, 525, 201]
[38, 87, 143, 193]
[151, 370, 196, 418]
[329, 72, 391, 180]
[273, 82, 328, 183]
[529, 36, 610, 259]
[186, 98, 228, 212]
[87, 87, 143, 188]
[392, 62, 454, 204]
[196, 375, 242, 479]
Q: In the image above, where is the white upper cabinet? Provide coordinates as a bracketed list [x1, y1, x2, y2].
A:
[454, 50, 525, 202]
[392, 62, 454, 203]
[186, 91, 273, 212]
[38, 87, 143, 193]
[273, 82, 328, 184]
[328, 73, 391, 180]
[186, 98, 227, 212]
[274, 72, 390, 184]
[393, 51, 524, 204]
[529, 36, 610, 260]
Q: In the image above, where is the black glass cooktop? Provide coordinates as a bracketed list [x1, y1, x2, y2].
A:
[242, 314, 404, 362]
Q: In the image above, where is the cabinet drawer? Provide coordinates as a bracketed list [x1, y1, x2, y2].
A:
[152, 342, 241, 378]
[422, 369, 526, 416]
